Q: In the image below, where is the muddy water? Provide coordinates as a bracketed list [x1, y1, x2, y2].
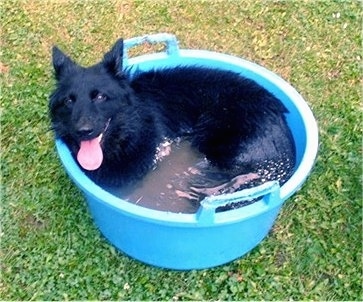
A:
[108, 140, 209, 213]
[105, 138, 293, 213]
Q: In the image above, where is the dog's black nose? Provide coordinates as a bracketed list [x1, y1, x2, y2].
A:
[76, 126, 94, 138]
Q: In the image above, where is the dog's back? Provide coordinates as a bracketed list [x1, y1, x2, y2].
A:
[131, 66, 295, 173]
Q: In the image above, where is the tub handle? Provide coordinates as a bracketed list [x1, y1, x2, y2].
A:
[123, 33, 179, 64]
[196, 181, 281, 224]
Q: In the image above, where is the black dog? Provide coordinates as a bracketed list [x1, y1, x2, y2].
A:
[49, 38, 295, 202]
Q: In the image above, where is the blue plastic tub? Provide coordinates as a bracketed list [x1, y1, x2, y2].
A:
[55, 33, 319, 270]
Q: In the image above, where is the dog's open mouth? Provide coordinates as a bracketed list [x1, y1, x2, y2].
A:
[76, 119, 111, 171]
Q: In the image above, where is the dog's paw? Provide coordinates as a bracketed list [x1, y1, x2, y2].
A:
[190, 172, 260, 196]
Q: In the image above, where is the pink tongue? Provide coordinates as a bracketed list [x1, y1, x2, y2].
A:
[77, 137, 103, 170]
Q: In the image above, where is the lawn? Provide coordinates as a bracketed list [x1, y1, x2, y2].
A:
[1, 0, 362, 300]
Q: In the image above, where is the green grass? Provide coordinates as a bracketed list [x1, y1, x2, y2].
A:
[1, 0, 362, 300]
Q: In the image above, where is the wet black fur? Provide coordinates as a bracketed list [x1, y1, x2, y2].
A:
[49, 38, 295, 191]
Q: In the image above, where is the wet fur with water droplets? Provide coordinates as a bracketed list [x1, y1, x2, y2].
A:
[49, 38, 296, 202]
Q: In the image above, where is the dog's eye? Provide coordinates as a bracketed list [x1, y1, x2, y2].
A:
[63, 97, 74, 107]
[93, 92, 107, 103]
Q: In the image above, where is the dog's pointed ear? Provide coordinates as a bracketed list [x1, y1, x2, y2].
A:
[52, 46, 77, 79]
[102, 38, 124, 77]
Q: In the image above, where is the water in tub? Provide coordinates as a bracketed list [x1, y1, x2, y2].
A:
[106, 139, 260, 214]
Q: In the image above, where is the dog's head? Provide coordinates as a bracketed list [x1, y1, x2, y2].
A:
[49, 39, 136, 171]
